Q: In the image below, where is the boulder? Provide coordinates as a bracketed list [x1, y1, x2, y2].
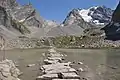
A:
[0, 59, 21, 80]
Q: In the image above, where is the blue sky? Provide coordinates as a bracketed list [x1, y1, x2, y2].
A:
[17, 0, 119, 22]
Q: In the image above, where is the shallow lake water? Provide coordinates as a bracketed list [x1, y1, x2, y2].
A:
[0, 49, 120, 80]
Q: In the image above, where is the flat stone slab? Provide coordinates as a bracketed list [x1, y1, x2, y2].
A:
[48, 48, 57, 53]
[41, 62, 71, 69]
[43, 67, 77, 74]
[41, 62, 77, 74]
[36, 74, 58, 80]
[60, 72, 80, 79]
[47, 53, 63, 57]
[47, 57, 62, 61]
[41, 62, 71, 71]
[44, 59, 60, 64]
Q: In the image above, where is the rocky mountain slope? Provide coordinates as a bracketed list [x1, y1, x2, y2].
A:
[0, 0, 40, 38]
[102, 1, 120, 40]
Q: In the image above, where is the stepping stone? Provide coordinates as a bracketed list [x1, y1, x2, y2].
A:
[48, 48, 57, 53]
[59, 72, 80, 79]
[47, 57, 62, 61]
[47, 53, 63, 57]
[44, 59, 60, 64]
[44, 68, 77, 74]
[36, 74, 58, 80]
[41, 62, 71, 71]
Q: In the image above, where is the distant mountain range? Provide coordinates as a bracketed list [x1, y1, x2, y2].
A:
[0, 0, 116, 40]
[47, 5, 113, 37]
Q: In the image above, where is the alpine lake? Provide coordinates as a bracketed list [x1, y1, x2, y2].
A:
[0, 48, 120, 80]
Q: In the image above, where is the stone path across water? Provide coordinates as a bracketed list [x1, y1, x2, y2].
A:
[36, 48, 82, 80]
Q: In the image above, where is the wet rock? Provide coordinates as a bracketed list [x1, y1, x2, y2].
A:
[82, 77, 88, 80]
[78, 62, 83, 65]
[77, 68, 84, 72]
[42, 53, 45, 56]
[27, 64, 35, 67]
[72, 61, 76, 64]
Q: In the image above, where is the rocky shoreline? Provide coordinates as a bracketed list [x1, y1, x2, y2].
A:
[0, 59, 22, 80]
[4, 36, 120, 50]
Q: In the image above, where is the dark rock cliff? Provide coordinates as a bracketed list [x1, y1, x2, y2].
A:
[102, 1, 120, 40]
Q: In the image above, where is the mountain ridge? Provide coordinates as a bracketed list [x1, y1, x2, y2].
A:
[0, 0, 114, 39]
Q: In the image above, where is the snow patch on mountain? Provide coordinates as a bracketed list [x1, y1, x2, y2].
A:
[79, 9, 93, 22]
[78, 6, 113, 25]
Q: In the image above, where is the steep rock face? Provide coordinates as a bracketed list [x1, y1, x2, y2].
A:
[102, 1, 120, 40]
[88, 6, 113, 25]
[11, 4, 44, 28]
[0, 0, 47, 39]
[63, 6, 113, 26]
[112, 2, 120, 22]
[0, 0, 18, 8]
[0, 6, 11, 27]
[0, 5, 21, 39]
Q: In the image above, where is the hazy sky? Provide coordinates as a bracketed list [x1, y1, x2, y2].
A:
[17, 0, 119, 22]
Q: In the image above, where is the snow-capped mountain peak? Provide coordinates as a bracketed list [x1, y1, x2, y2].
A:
[63, 6, 113, 26]
[79, 6, 113, 25]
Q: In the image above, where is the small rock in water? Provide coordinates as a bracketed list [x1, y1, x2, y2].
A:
[77, 68, 84, 72]
[72, 61, 76, 64]
[42, 53, 46, 56]
[78, 62, 83, 65]
[16, 65, 19, 67]
[44, 59, 60, 64]
[82, 77, 88, 80]
[27, 64, 35, 67]
[64, 54, 67, 57]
